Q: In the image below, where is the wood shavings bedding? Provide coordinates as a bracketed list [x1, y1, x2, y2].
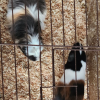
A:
[0, 0, 87, 100]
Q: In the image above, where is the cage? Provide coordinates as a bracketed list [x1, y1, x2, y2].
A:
[0, 0, 100, 100]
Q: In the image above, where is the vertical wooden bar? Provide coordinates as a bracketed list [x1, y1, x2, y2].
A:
[86, 0, 100, 99]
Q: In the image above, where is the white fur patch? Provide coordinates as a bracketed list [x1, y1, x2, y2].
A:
[27, 4, 46, 30]
[60, 61, 86, 84]
[26, 34, 43, 61]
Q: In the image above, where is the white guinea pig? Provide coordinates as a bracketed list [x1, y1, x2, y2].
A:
[6, 0, 46, 61]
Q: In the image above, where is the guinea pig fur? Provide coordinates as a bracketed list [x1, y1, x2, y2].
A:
[6, 0, 46, 61]
[54, 42, 86, 100]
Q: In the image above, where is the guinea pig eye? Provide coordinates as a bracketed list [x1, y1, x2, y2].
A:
[68, 52, 75, 62]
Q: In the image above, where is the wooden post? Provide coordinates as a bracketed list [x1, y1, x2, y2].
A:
[86, 0, 100, 100]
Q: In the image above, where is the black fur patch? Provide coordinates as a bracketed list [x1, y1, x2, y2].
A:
[65, 42, 86, 71]
[10, 14, 41, 41]
[28, 55, 36, 61]
[54, 95, 64, 100]
[70, 82, 84, 96]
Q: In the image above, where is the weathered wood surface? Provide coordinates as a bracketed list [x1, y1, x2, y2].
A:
[87, 0, 100, 100]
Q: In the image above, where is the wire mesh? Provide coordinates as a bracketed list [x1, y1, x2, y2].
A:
[0, 0, 100, 100]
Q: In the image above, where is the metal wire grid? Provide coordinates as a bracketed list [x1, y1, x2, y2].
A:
[0, 0, 99, 100]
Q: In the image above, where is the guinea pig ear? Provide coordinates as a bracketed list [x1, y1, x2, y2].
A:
[34, 21, 42, 33]
[67, 51, 75, 62]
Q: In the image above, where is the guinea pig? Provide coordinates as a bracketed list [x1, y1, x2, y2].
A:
[6, 0, 46, 61]
[54, 42, 86, 100]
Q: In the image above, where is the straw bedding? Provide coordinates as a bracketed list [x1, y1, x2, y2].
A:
[0, 0, 87, 100]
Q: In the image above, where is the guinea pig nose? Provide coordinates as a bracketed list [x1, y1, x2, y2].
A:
[28, 56, 36, 61]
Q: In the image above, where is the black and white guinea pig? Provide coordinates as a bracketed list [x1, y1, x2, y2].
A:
[54, 42, 86, 100]
[6, 0, 46, 61]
